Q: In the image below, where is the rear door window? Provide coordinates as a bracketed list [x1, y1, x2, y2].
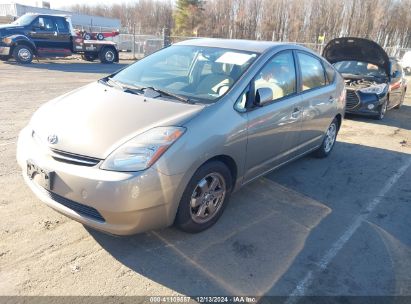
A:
[54, 18, 69, 33]
[323, 61, 336, 84]
[297, 52, 326, 91]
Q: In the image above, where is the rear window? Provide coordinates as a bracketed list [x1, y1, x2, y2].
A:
[297, 52, 326, 91]
[324, 61, 336, 84]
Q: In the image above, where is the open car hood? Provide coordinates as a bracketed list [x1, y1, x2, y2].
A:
[323, 37, 390, 76]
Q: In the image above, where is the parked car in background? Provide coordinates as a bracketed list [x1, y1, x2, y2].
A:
[17, 39, 345, 235]
[323, 37, 407, 120]
[400, 51, 411, 74]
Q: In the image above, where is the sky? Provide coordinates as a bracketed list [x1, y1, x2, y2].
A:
[0, 0, 134, 9]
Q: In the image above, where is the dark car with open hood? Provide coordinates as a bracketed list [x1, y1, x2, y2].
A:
[323, 37, 407, 120]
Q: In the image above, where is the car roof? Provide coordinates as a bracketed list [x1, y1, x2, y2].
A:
[174, 38, 297, 54]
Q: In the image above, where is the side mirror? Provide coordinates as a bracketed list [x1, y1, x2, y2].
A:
[255, 87, 273, 106]
[392, 70, 400, 78]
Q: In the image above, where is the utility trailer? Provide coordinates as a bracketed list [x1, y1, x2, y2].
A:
[0, 13, 119, 64]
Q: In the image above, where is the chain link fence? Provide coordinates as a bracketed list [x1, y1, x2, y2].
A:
[112, 31, 409, 62]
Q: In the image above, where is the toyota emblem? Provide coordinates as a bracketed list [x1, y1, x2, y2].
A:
[47, 134, 58, 144]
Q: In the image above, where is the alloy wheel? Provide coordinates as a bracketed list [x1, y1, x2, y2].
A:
[190, 172, 226, 224]
[324, 123, 337, 153]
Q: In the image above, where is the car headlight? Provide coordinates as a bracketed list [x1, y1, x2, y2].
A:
[101, 126, 185, 172]
[359, 83, 387, 95]
[2, 37, 12, 44]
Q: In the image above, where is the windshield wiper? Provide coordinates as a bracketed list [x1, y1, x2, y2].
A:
[100, 79, 193, 104]
[99, 77, 125, 90]
[128, 85, 192, 104]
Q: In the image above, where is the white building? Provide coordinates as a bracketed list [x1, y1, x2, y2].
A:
[0, 2, 120, 30]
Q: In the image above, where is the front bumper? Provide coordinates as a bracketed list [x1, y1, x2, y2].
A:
[0, 46, 11, 56]
[345, 90, 387, 116]
[16, 126, 185, 235]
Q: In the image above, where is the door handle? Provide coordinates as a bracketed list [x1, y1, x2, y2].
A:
[291, 107, 301, 119]
[329, 96, 336, 103]
[53, 31, 58, 36]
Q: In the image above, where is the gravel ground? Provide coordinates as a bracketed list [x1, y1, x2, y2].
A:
[0, 59, 410, 300]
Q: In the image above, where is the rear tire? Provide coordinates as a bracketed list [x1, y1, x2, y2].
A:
[12, 45, 33, 64]
[99, 47, 116, 64]
[175, 161, 232, 233]
[83, 32, 92, 40]
[394, 91, 405, 109]
[313, 118, 339, 158]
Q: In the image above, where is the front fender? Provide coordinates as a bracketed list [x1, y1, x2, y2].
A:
[3, 34, 36, 53]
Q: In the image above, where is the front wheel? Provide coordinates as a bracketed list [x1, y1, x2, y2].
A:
[12, 45, 33, 64]
[99, 47, 116, 64]
[313, 118, 339, 158]
[175, 161, 232, 233]
[375, 100, 387, 120]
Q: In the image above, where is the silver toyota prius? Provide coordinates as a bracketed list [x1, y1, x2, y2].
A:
[17, 39, 346, 235]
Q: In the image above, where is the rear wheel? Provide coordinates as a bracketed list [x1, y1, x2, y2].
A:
[394, 91, 406, 109]
[175, 161, 232, 233]
[83, 32, 92, 40]
[313, 118, 339, 158]
[12, 45, 33, 64]
[99, 47, 116, 64]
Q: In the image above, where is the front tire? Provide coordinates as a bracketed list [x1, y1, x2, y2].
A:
[175, 161, 232, 233]
[313, 118, 339, 158]
[12, 45, 33, 64]
[375, 100, 387, 120]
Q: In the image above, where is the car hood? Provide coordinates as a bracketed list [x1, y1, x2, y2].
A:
[0, 24, 23, 37]
[30, 82, 205, 159]
[323, 37, 390, 76]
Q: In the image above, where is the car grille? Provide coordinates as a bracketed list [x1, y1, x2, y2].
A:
[31, 131, 101, 167]
[50, 149, 101, 167]
[39, 186, 105, 222]
[345, 89, 360, 109]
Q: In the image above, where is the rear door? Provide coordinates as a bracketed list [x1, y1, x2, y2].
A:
[52, 17, 72, 53]
[243, 50, 304, 182]
[296, 51, 338, 151]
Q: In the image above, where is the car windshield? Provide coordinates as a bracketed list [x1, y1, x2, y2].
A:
[111, 45, 258, 103]
[334, 60, 387, 78]
[12, 14, 36, 26]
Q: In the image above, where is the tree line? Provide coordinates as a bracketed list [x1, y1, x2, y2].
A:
[66, 0, 411, 48]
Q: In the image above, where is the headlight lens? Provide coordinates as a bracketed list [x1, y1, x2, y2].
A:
[101, 126, 185, 172]
[2, 37, 12, 44]
[359, 83, 387, 95]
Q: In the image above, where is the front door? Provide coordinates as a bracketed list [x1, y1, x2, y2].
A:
[243, 51, 304, 182]
[29, 16, 57, 50]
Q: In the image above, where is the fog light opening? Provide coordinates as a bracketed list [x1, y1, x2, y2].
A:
[367, 104, 375, 110]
